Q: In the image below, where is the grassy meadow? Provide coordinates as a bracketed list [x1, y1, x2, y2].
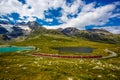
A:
[0, 34, 120, 80]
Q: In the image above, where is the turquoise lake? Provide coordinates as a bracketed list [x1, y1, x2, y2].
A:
[0, 46, 35, 53]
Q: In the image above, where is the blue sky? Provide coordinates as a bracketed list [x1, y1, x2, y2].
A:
[0, 0, 120, 33]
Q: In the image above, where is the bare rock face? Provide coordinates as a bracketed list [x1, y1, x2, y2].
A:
[28, 21, 42, 30]
[0, 21, 33, 40]
[62, 27, 79, 36]
[87, 29, 111, 35]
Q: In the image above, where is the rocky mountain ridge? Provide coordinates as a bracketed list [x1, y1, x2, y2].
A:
[0, 21, 32, 40]
[0, 20, 120, 43]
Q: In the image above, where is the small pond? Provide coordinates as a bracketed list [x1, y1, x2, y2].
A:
[52, 47, 94, 53]
[0, 46, 35, 53]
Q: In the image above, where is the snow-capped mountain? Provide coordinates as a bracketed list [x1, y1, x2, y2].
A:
[0, 20, 32, 40]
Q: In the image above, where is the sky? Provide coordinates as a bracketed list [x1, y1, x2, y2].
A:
[0, 0, 120, 34]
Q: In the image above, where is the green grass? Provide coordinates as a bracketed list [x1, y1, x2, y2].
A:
[0, 34, 120, 80]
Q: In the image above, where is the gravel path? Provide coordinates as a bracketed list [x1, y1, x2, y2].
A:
[102, 49, 118, 59]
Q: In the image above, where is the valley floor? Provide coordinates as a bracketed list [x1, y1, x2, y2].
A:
[0, 34, 120, 80]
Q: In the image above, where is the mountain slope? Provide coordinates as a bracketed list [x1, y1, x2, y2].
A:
[61, 27, 120, 44]
[0, 21, 32, 40]
[0, 20, 120, 44]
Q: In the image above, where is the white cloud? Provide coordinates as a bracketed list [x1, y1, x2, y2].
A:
[45, 18, 53, 22]
[44, 25, 60, 29]
[0, 0, 23, 15]
[8, 17, 14, 21]
[0, 18, 9, 22]
[94, 26, 120, 34]
[42, 1, 119, 30]
[110, 13, 120, 18]
[56, 3, 116, 29]
[0, 0, 120, 31]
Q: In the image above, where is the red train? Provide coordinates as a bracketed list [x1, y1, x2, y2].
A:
[32, 53, 102, 59]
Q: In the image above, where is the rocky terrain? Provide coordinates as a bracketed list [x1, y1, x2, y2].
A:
[0, 20, 120, 44]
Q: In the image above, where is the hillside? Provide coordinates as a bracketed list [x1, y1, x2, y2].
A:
[61, 27, 120, 44]
[0, 21, 120, 80]
[0, 33, 120, 80]
[0, 21, 120, 44]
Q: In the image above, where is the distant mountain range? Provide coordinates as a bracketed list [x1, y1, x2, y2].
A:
[0, 20, 120, 44]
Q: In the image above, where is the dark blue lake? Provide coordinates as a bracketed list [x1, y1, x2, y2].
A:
[52, 47, 94, 53]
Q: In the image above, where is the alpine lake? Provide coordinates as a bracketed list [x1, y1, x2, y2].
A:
[0, 46, 35, 53]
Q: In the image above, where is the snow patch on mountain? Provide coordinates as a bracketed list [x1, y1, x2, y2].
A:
[0, 24, 13, 32]
[17, 25, 31, 32]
